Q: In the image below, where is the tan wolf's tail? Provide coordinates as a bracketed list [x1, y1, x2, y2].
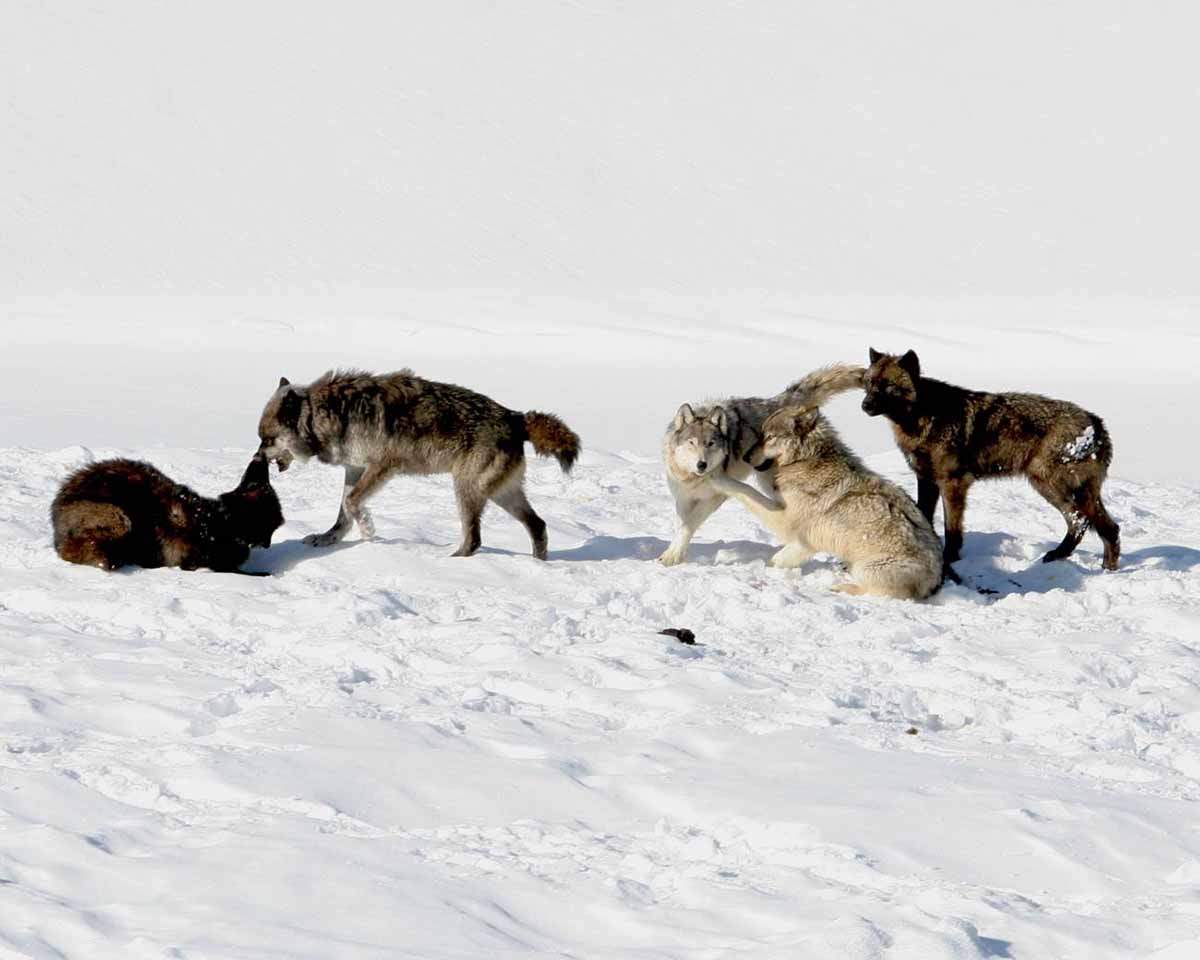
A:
[524, 412, 581, 473]
[782, 363, 866, 408]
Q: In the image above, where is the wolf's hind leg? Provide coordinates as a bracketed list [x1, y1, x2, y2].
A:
[1084, 488, 1121, 571]
[847, 557, 940, 600]
[58, 535, 117, 570]
[1073, 473, 1120, 570]
[491, 484, 548, 560]
[1030, 474, 1089, 565]
[54, 503, 130, 569]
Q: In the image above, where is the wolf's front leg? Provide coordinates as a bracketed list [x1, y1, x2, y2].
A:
[706, 471, 784, 514]
[305, 465, 370, 547]
[659, 492, 724, 566]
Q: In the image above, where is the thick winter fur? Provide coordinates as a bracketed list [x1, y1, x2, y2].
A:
[862, 349, 1120, 571]
[51, 455, 282, 573]
[659, 364, 865, 565]
[257, 369, 580, 559]
[706, 404, 944, 600]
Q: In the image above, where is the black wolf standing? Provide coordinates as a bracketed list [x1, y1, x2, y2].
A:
[52, 455, 283, 572]
[861, 349, 1120, 571]
[257, 369, 580, 559]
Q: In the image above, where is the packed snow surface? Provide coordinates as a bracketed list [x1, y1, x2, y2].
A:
[3, 347, 1200, 958]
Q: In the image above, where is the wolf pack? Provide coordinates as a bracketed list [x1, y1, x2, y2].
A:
[52, 348, 1119, 600]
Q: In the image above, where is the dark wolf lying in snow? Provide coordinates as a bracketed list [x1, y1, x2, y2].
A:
[51, 455, 283, 572]
[862, 348, 1120, 571]
[257, 369, 580, 559]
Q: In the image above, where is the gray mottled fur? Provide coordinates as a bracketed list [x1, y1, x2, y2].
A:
[659, 364, 865, 565]
[257, 369, 580, 558]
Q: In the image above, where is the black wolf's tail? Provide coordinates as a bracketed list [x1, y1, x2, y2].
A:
[1092, 414, 1114, 470]
[524, 412, 580, 473]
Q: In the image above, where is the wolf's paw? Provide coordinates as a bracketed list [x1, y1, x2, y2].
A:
[658, 547, 686, 567]
[355, 512, 376, 540]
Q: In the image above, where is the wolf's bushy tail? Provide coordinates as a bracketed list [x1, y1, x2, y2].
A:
[783, 363, 866, 408]
[524, 412, 580, 473]
[1091, 414, 1114, 470]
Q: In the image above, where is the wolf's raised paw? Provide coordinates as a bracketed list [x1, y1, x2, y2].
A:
[658, 548, 685, 567]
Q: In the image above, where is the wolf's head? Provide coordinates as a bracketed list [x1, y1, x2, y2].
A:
[861, 348, 921, 419]
[667, 404, 734, 478]
[220, 453, 285, 549]
[257, 376, 313, 471]
[756, 406, 823, 464]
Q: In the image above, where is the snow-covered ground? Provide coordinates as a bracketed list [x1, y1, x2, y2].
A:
[2, 300, 1199, 959]
[6, 2, 1200, 957]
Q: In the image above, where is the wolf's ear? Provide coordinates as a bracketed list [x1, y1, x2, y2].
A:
[724, 407, 740, 437]
[239, 454, 269, 489]
[278, 377, 290, 389]
[868, 347, 883, 364]
[278, 387, 303, 428]
[673, 403, 696, 430]
[791, 408, 820, 434]
[707, 406, 728, 434]
[898, 349, 920, 379]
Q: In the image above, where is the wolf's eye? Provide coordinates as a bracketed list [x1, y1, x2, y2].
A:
[705, 440, 715, 448]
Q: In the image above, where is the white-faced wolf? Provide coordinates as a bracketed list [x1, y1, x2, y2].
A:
[257, 369, 580, 559]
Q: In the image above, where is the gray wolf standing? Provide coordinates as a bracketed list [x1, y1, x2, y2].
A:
[705, 403, 944, 599]
[51, 455, 282, 573]
[861, 349, 1120, 570]
[257, 369, 580, 559]
[659, 364, 865, 566]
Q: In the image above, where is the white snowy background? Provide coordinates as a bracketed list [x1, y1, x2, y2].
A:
[2, 2, 1199, 958]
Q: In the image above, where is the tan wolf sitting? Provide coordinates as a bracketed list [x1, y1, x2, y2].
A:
[704, 404, 945, 600]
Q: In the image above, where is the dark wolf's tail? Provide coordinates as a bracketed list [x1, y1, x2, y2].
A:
[1092, 414, 1114, 470]
[524, 412, 580, 473]
[782, 363, 866, 408]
